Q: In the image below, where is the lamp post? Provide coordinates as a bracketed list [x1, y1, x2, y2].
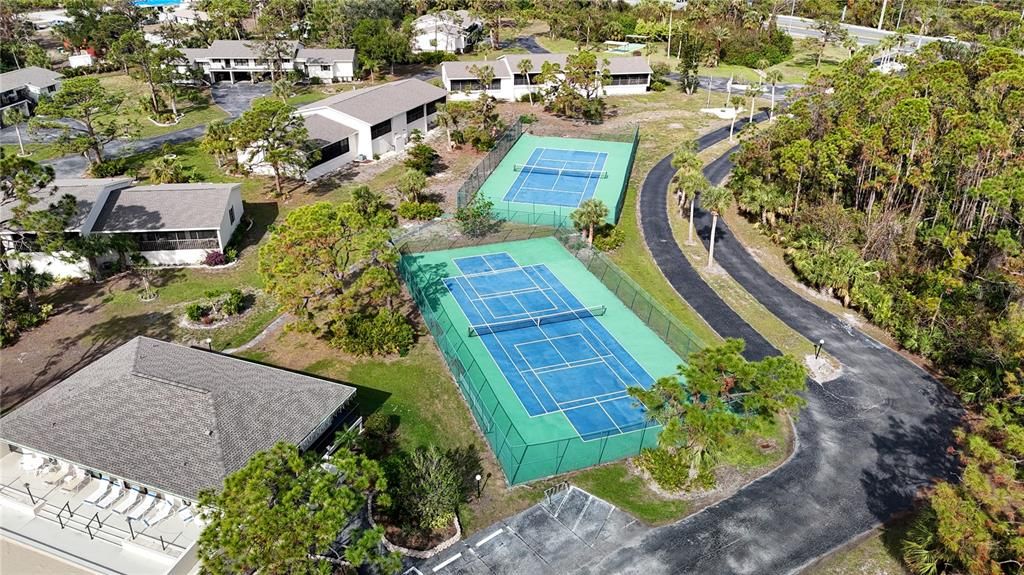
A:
[475, 474, 482, 498]
[814, 339, 824, 360]
[205, 337, 213, 351]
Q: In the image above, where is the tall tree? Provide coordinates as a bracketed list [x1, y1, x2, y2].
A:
[30, 77, 137, 166]
[232, 98, 312, 196]
[2, 109, 28, 156]
[200, 121, 236, 170]
[516, 58, 535, 105]
[764, 70, 783, 121]
[571, 199, 609, 245]
[701, 185, 733, 269]
[109, 31, 182, 116]
[198, 442, 402, 575]
[629, 339, 806, 490]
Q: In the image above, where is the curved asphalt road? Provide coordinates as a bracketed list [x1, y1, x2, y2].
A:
[579, 117, 961, 574]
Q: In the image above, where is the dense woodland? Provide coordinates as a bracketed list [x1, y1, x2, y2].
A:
[730, 44, 1023, 574]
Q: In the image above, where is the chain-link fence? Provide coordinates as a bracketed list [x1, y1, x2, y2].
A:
[455, 121, 524, 209]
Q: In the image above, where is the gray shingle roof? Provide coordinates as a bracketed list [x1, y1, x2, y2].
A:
[303, 113, 358, 146]
[441, 60, 513, 80]
[0, 337, 356, 499]
[91, 183, 238, 232]
[195, 40, 301, 60]
[0, 178, 132, 232]
[298, 79, 447, 125]
[296, 48, 355, 64]
[0, 66, 62, 90]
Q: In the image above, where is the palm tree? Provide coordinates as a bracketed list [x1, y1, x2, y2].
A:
[148, 155, 190, 184]
[272, 78, 293, 102]
[710, 26, 730, 66]
[729, 95, 745, 141]
[748, 81, 761, 122]
[571, 199, 609, 245]
[363, 58, 381, 82]
[2, 108, 29, 156]
[434, 104, 457, 150]
[765, 70, 782, 122]
[517, 58, 535, 105]
[200, 121, 235, 169]
[701, 186, 733, 269]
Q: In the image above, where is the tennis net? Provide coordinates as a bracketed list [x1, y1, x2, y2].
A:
[468, 305, 607, 337]
[513, 164, 609, 179]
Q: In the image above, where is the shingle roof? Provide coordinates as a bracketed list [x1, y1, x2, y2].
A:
[91, 183, 238, 232]
[299, 79, 447, 125]
[195, 40, 300, 60]
[0, 66, 62, 89]
[296, 48, 355, 63]
[303, 113, 358, 146]
[0, 337, 356, 499]
[443, 54, 653, 80]
[0, 178, 132, 232]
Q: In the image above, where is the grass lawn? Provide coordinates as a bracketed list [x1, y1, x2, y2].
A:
[806, 521, 912, 575]
[96, 73, 228, 139]
[1, 143, 63, 161]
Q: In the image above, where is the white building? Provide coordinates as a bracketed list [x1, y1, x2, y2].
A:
[412, 10, 482, 54]
[178, 40, 356, 84]
[0, 336, 359, 575]
[0, 178, 244, 278]
[0, 67, 62, 126]
[242, 79, 447, 181]
[440, 54, 652, 101]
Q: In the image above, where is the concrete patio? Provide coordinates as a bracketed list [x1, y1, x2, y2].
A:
[0, 451, 200, 575]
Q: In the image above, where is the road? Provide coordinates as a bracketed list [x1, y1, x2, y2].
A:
[777, 14, 950, 50]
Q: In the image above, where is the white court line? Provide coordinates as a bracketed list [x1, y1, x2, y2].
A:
[476, 528, 504, 547]
[432, 553, 462, 572]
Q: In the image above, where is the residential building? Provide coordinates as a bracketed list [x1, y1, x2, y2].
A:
[440, 54, 652, 101]
[0, 336, 359, 575]
[0, 67, 62, 126]
[242, 78, 447, 181]
[0, 178, 244, 278]
[412, 10, 482, 54]
[178, 40, 356, 84]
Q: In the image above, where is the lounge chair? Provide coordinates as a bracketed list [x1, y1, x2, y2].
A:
[113, 489, 140, 515]
[177, 504, 194, 523]
[19, 453, 45, 473]
[83, 479, 111, 505]
[41, 462, 70, 485]
[144, 499, 173, 527]
[96, 483, 123, 509]
[60, 468, 90, 493]
[128, 493, 156, 521]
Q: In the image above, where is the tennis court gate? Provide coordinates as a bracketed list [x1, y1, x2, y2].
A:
[396, 225, 703, 485]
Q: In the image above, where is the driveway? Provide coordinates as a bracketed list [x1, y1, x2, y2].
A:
[42, 124, 210, 178]
[210, 82, 271, 117]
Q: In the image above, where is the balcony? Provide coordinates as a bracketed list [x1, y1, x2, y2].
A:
[0, 451, 201, 575]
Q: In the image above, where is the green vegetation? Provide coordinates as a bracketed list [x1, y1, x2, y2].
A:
[572, 464, 689, 524]
[198, 442, 401, 575]
[731, 45, 1024, 575]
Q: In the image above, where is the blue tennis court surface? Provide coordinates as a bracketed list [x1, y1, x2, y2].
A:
[502, 148, 608, 208]
[443, 252, 655, 440]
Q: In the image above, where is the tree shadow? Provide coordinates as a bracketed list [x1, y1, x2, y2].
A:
[234, 201, 278, 252]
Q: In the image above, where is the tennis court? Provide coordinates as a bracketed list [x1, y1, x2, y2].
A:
[473, 134, 636, 228]
[400, 237, 684, 483]
[444, 252, 651, 440]
[503, 148, 609, 208]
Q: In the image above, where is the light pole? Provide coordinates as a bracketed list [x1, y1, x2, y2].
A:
[814, 339, 824, 360]
[475, 474, 483, 498]
[205, 338, 213, 351]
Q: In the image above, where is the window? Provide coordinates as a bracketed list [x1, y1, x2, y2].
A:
[370, 119, 392, 140]
[228, 206, 235, 225]
[133, 230, 219, 251]
[320, 65, 331, 71]
[310, 137, 350, 167]
[449, 78, 500, 92]
[426, 96, 445, 115]
[406, 106, 424, 123]
[608, 73, 650, 86]
[513, 73, 540, 86]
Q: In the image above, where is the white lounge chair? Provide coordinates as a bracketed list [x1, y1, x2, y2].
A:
[60, 468, 90, 493]
[96, 483, 123, 509]
[19, 453, 45, 473]
[144, 499, 173, 527]
[128, 493, 156, 521]
[176, 504, 194, 523]
[83, 479, 111, 505]
[40, 462, 70, 484]
[113, 489, 140, 515]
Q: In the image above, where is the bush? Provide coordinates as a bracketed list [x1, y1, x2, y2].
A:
[383, 445, 481, 532]
[404, 143, 439, 174]
[360, 412, 396, 458]
[397, 201, 443, 220]
[59, 62, 122, 78]
[204, 251, 227, 266]
[337, 309, 414, 356]
[721, 28, 792, 68]
[455, 196, 499, 237]
[185, 302, 210, 322]
[90, 158, 130, 177]
[635, 447, 703, 491]
[221, 289, 245, 316]
[518, 113, 538, 124]
[309, 76, 322, 85]
[593, 226, 626, 252]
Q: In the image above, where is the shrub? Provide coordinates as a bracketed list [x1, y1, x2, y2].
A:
[204, 251, 227, 266]
[593, 226, 626, 252]
[185, 302, 210, 322]
[518, 113, 538, 124]
[309, 76, 322, 85]
[455, 195, 499, 237]
[635, 447, 697, 491]
[221, 289, 245, 316]
[225, 247, 238, 262]
[360, 412, 396, 458]
[404, 143, 439, 174]
[397, 201, 443, 220]
[720, 28, 792, 68]
[385, 446, 472, 532]
[90, 158, 130, 177]
[337, 309, 414, 356]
